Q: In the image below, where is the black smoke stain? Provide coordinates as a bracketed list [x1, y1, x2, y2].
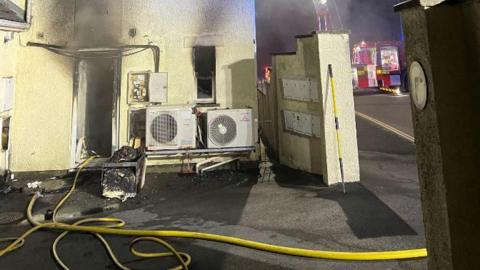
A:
[73, 0, 123, 48]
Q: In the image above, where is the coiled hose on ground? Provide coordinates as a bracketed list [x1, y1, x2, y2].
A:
[0, 157, 427, 269]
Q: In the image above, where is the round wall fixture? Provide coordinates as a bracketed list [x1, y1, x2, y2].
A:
[409, 61, 428, 110]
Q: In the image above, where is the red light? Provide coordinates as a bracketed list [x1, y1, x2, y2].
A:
[264, 66, 272, 83]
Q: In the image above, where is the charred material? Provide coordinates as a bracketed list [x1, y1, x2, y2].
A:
[109, 146, 143, 163]
[102, 168, 137, 201]
[101, 147, 146, 201]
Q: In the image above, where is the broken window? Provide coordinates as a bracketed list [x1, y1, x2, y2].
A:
[129, 108, 146, 148]
[193, 46, 216, 103]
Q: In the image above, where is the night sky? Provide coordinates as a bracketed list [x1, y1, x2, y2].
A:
[256, 0, 403, 74]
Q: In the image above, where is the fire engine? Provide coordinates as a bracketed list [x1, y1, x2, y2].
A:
[352, 40, 408, 93]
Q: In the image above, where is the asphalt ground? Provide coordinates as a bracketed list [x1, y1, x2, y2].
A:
[354, 88, 414, 137]
[0, 90, 426, 270]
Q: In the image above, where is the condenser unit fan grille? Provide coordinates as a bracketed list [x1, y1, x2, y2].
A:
[150, 113, 178, 144]
[210, 115, 237, 146]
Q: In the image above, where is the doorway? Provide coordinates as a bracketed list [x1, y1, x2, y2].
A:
[72, 58, 120, 165]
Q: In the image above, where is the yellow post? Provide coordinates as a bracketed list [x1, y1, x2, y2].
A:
[328, 64, 346, 194]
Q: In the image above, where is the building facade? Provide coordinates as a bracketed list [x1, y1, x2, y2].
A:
[0, 0, 258, 173]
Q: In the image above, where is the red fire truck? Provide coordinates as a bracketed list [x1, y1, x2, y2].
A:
[352, 40, 407, 93]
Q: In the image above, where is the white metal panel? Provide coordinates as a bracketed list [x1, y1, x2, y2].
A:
[292, 112, 303, 133]
[298, 80, 310, 100]
[282, 78, 293, 100]
[149, 72, 168, 103]
[299, 113, 313, 136]
[282, 77, 319, 102]
[291, 112, 299, 131]
[284, 110, 321, 138]
[292, 112, 301, 133]
[283, 110, 296, 132]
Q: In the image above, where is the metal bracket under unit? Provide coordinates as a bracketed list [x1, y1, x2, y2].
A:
[196, 157, 240, 175]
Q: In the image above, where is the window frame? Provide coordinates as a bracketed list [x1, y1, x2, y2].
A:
[194, 74, 216, 104]
[0, 0, 31, 32]
[193, 46, 216, 104]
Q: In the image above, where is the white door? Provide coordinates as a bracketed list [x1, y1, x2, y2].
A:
[0, 77, 14, 175]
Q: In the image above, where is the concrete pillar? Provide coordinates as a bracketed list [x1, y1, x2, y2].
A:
[270, 33, 360, 185]
[397, 1, 480, 269]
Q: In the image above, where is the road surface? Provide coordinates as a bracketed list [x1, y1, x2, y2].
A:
[354, 89, 414, 138]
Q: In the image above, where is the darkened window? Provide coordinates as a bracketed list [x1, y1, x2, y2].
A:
[193, 46, 216, 102]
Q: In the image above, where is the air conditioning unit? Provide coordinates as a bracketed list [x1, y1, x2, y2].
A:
[146, 106, 196, 150]
[207, 109, 254, 149]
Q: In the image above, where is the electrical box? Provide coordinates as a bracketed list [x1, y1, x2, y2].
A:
[129, 72, 149, 103]
[149, 72, 168, 103]
[128, 72, 168, 104]
[283, 110, 321, 138]
[282, 77, 319, 102]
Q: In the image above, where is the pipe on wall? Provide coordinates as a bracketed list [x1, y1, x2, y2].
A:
[26, 42, 161, 72]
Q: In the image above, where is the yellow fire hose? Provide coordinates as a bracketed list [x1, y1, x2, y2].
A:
[0, 157, 427, 269]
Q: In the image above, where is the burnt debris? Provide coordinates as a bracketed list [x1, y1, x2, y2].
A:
[109, 146, 143, 163]
[101, 146, 146, 202]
